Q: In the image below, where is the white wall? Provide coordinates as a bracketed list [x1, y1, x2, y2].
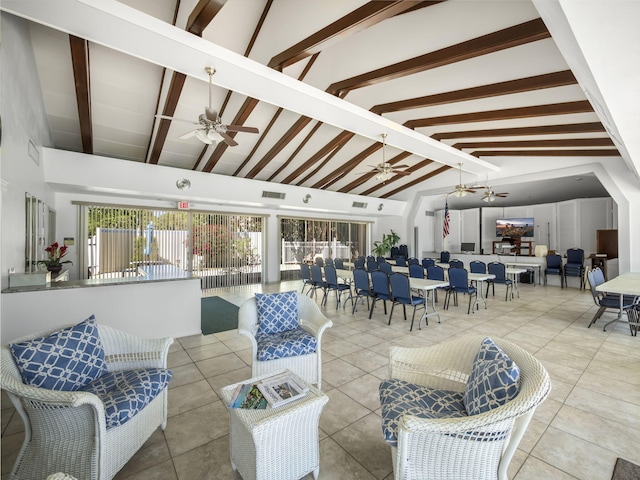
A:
[427, 197, 613, 258]
[1, 14, 56, 286]
[1, 278, 202, 342]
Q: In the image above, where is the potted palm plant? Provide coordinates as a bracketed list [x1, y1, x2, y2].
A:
[372, 230, 400, 258]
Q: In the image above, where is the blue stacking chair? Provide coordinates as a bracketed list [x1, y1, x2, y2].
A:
[334, 258, 344, 270]
[353, 257, 365, 269]
[314, 257, 324, 267]
[469, 260, 486, 274]
[587, 267, 637, 329]
[445, 267, 478, 314]
[309, 265, 327, 302]
[407, 257, 420, 266]
[323, 265, 351, 309]
[440, 251, 450, 263]
[449, 259, 464, 269]
[470, 260, 487, 289]
[376, 256, 386, 264]
[390, 246, 400, 259]
[379, 262, 393, 274]
[389, 272, 426, 330]
[398, 244, 409, 258]
[367, 260, 379, 272]
[395, 256, 407, 267]
[324, 257, 334, 268]
[408, 264, 424, 279]
[426, 265, 449, 303]
[544, 254, 563, 287]
[299, 262, 312, 294]
[422, 258, 435, 269]
[366, 255, 375, 263]
[369, 270, 392, 319]
[350, 268, 373, 314]
[488, 262, 514, 301]
[564, 248, 585, 290]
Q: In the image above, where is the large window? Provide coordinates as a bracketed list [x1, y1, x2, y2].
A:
[78, 204, 264, 290]
[279, 217, 369, 279]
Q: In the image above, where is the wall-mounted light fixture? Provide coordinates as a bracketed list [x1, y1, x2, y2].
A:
[378, 203, 384, 211]
[303, 194, 311, 204]
[176, 178, 191, 190]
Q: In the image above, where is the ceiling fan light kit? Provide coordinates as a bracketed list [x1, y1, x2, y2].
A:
[158, 66, 259, 147]
[363, 133, 411, 183]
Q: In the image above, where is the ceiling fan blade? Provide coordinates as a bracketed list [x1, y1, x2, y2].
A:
[156, 114, 198, 125]
[393, 164, 410, 169]
[219, 131, 239, 147]
[392, 170, 412, 176]
[225, 125, 259, 134]
[205, 107, 218, 122]
[179, 130, 198, 140]
[495, 193, 509, 197]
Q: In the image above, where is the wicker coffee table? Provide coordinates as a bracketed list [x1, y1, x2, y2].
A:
[221, 370, 328, 480]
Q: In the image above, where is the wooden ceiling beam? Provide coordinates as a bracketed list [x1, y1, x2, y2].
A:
[327, 18, 550, 96]
[282, 131, 355, 183]
[295, 136, 350, 186]
[453, 138, 615, 149]
[372, 70, 577, 114]
[432, 122, 606, 140]
[246, 117, 314, 179]
[406, 100, 593, 128]
[471, 149, 620, 157]
[338, 151, 413, 192]
[187, 0, 227, 36]
[149, 1, 228, 164]
[312, 143, 383, 189]
[268, 1, 435, 71]
[379, 165, 452, 198]
[267, 121, 323, 181]
[69, 35, 93, 154]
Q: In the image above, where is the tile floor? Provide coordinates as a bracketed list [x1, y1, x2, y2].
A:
[2, 280, 640, 480]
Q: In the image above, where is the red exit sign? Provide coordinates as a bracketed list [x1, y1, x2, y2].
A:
[177, 201, 190, 210]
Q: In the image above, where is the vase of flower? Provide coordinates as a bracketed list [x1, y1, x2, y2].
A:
[46, 264, 63, 274]
[38, 242, 72, 273]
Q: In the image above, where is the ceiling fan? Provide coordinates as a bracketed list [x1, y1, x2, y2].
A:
[448, 163, 483, 197]
[482, 186, 509, 203]
[358, 134, 411, 182]
[156, 66, 259, 147]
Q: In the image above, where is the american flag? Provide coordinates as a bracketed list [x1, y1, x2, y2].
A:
[443, 199, 450, 238]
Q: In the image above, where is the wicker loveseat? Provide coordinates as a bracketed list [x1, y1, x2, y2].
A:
[238, 291, 332, 389]
[380, 335, 551, 480]
[1, 317, 173, 480]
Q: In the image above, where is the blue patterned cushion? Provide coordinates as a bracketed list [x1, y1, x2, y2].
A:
[379, 379, 467, 447]
[256, 327, 317, 361]
[80, 368, 172, 429]
[463, 337, 521, 416]
[10, 315, 107, 391]
[255, 291, 299, 335]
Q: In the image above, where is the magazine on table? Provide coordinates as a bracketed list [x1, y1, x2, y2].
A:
[257, 372, 309, 408]
[229, 383, 268, 409]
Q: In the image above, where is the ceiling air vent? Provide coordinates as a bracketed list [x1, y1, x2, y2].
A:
[352, 202, 368, 209]
[262, 191, 286, 200]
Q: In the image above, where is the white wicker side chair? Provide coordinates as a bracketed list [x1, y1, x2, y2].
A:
[238, 292, 333, 389]
[384, 335, 551, 480]
[1, 322, 173, 480]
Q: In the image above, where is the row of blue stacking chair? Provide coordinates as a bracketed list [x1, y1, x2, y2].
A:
[314, 257, 345, 269]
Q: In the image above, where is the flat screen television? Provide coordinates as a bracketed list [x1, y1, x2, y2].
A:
[460, 242, 475, 253]
[496, 218, 534, 238]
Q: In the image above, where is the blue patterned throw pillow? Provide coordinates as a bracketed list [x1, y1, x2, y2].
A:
[10, 315, 107, 391]
[463, 337, 520, 416]
[255, 291, 299, 334]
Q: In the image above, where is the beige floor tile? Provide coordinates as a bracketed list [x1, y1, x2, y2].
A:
[167, 379, 218, 417]
[322, 357, 367, 387]
[340, 348, 388, 374]
[185, 341, 232, 363]
[514, 456, 578, 480]
[531, 426, 617, 480]
[339, 373, 385, 411]
[115, 428, 171, 479]
[319, 389, 371, 436]
[172, 436, 239, 480]
[332, 412, 393, 480]
[164, 401, 229, 457]
[196, 352, 247, 378]
[316, 437, 378, 480]
[168, 362, 205, 389]
[117, 459, 177, 480]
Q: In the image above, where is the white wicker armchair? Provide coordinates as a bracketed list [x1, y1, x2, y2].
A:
[1, 323, 173, 480]
[238, 293, 333, 389]
[386, 335, 551, 480]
